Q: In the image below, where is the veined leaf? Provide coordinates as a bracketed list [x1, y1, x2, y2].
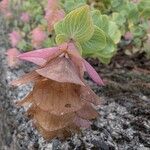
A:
[54, 20, 65, 35]
[92, 10, 109, 33]
[92, 10, 121, 44]
[81, 26, 106, 55]
[93, 35, 116, 64]
[55, 34, 68, 45]
[112, 13, 126, 26]
[54, 5, 94, 44]
[127, 3, 139, 23]
[108, 21, 121, 44]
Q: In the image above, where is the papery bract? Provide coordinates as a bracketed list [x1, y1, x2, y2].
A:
[83, 59, 104, 85]
[18, 42, 104, 85]
[36, 57, 85, 85]
[18, 47, 62, 66]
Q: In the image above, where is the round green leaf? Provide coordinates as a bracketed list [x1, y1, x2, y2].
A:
[81, 26, 106, 55]
[55, 5, 94, 43]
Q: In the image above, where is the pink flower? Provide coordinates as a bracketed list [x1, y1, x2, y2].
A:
[6, 48, 21, 68]
[20, 12, 30, 23]
[9, 31, 22, 47]
[45, 0, 65, 31]
[31, 27, 47, 49]
[5, 11, 13, 20]
[124, 32, 133, 41]
[0, 0, 9, 13]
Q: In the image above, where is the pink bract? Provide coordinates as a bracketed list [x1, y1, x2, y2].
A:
[18, 42, 104, 85]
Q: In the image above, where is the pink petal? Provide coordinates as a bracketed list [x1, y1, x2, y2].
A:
[6, 48, 21, 68]
[18, 47, 61, 66]
[31, 27, 47, 49]
[83, 59, 104, 85]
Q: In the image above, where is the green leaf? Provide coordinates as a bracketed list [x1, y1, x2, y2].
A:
[138, 0, 150, 11]
[43, 38, 55, 48]
[131, 26, 146, 38]
[54, 20, 66, 36]
[112, 12, 126, 26]
[91, 11, 121, 43]
[81, 26, 106, 55]
[92, 11, 109, 33]
[55, 5, 94, 44]
[55, 34, 68, 44]
[95, 35, 116, 64]
[127, 3, 139, 23]
[23, 24, 30, 33]
[107, 21, 121, 44]
[62, 0, 86, 12]
[82, 32, 116, 64]
[140, 8, 150, 19]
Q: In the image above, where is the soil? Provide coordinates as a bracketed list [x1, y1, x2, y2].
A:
[0, 17, 150, 150]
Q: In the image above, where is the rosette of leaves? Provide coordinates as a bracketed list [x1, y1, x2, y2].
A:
[54, 6, 117, 64]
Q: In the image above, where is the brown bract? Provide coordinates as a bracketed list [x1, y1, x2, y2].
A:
[12, 43, 102, 140]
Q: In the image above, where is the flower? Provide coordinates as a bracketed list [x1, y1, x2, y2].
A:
[6, 48, 21, 68]
[124, 32, 133, 41]
[9, 31, 22, 47]
[31, 27, 47, 49]
[0, 0, 9, 13]
[12, 42, 103, 139]
[44, 0, 65, 31]
[5, 11, 13, 20]
[20, 12, 30, 23]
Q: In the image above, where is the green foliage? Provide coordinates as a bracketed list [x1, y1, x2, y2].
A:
[55, 6, 117, 64]
[81, 26, 106, 55]
[55, 5, 94, 44]
[91, 0, 150, 57]
[4, 0, 150, 65]
[61, 0, 86, 12]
